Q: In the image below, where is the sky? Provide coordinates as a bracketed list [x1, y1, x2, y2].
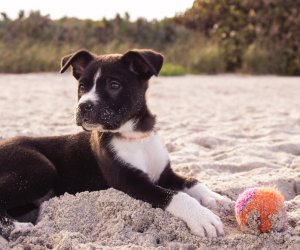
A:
[1, 0, 195, 20]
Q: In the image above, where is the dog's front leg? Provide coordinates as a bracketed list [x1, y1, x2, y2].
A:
[165, 190, 224, 237]
[157, 164, 234, 213]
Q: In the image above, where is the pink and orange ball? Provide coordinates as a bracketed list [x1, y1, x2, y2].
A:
[235, 187, 287, 234]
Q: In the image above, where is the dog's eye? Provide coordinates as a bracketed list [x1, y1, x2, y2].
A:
[110, 81, 121, 90]
[79, 84, 85, 92]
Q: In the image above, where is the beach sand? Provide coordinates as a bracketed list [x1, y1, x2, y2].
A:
[0, 74, 299, 249]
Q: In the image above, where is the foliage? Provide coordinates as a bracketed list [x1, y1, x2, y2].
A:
[160, 63, 186, 76]
[0, 1, 299, 75]
[190, 43, 225, 74]
[177, 0, 300, 75]
[241, 44, 281, 74]
[0, 11, 193, 74]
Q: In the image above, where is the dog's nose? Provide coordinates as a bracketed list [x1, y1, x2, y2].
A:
[79, 102, 94, 112]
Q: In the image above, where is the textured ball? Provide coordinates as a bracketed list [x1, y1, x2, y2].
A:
[235, 187, 287, 234]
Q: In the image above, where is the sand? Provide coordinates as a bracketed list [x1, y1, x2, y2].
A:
[0, 74, 300, 249]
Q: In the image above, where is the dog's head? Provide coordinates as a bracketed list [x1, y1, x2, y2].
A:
[60, 49, 163, 133]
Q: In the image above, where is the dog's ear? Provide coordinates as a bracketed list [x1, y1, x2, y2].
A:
[60, 50, 95, 79]
[121, 49, 164, 79]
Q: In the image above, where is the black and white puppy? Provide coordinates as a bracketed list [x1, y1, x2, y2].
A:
[0, 49, 230, 239]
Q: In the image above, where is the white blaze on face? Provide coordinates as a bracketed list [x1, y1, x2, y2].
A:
[78, 68, 101, 105]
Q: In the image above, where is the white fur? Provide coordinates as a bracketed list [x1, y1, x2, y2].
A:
[78, 68, 101, 105]
[112, 120, 151, 138]
[13, 221, 33, 231]
[184, 183, 233, 211]
[113, 120, 136, 133]
[166, 192, 224, 237]
[110, 130, 169, 182]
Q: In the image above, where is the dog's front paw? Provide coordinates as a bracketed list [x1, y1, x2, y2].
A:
[11, 222, 34, 239]
[166, 192, 224, 237]
[185, 183, 234, 214]
[13, 222, 34, 231]
[201, 191, 234, 213]
[189, 204, 224, 237]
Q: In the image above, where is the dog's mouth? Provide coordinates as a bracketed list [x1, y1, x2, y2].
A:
[76, 110, 122, 132]
[76, 114, 105, 132]
[81, 122, 104, 132]
[80, 120, 121, 132]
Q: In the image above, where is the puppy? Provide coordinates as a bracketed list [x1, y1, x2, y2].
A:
[0, 49, 230, 239]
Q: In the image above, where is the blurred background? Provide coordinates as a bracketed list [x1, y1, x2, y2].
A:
[0, 0, 299, 76]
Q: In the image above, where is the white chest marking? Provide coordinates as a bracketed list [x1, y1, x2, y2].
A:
[78, 68, 101, 105]
[110, 132, 169, 182]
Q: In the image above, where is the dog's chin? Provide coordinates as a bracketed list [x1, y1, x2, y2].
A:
[81, 122, 121, 133]
[81, 123, 105, 132]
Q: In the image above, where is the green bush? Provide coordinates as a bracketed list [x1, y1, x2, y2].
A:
[178, 0, 300, 75]
[160, 63, 186, 76]
[1, 1, 300, 76]
[242, 44, 279, 74]
[191, 44, 226, 74]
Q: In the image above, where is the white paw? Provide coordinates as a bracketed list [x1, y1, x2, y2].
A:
[202, 191, 233, 212]
[185, 183, 234, 213]
[166, 192, 224, 237]
[13, 222, 34, 232]
[9, 222, 34, 240]
[189, 205, 224, 237]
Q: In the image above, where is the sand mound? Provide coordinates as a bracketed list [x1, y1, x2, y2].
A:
[2, 189, 298, 249]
